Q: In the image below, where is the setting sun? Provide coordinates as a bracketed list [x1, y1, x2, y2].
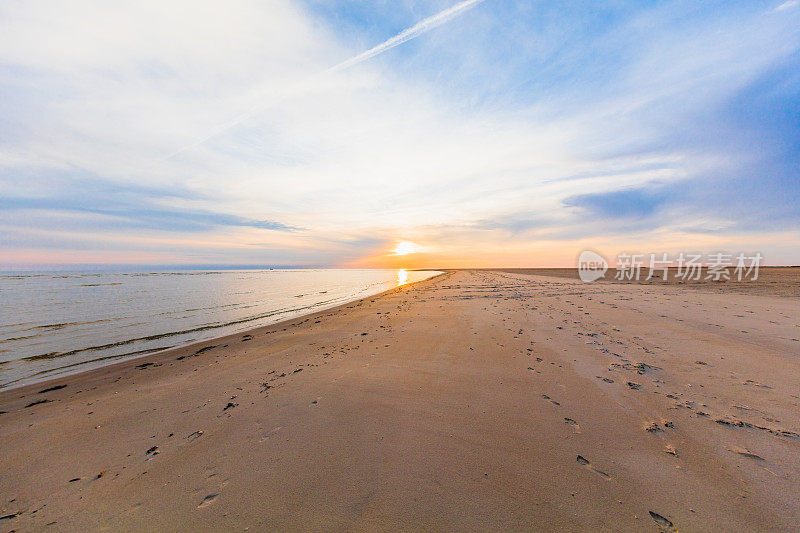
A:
[391, 241, 420, 256]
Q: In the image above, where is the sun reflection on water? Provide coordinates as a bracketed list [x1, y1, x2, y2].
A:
[397, 269, 408, 286]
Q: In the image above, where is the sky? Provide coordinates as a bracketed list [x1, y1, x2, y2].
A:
[1, 0, 799, 269]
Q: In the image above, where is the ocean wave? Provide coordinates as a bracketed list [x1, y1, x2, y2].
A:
[10, 318, 121, 332]
[21, 296, 349, 363]
[0, 346, 173, 389]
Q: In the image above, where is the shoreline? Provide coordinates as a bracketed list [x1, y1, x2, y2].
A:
[1, 269, 799, 530]
[0, 271, 450, 396]
[0, 270, 448, 393]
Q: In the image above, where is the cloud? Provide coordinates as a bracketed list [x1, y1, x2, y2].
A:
[161, 0, 488, 160]
[774, 1, 799, 12]
[0, 172, 302, 233]
[1, 1, 799, 266]
[564, 188, 669, 219]
[1, 198, 301, 233]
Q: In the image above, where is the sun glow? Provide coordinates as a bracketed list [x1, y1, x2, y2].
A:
[391, 241, 420, 256]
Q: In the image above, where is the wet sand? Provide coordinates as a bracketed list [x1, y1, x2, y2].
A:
[1, 269, 799, 530]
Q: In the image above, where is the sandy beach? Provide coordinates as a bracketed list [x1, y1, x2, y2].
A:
[2, 269, 799, 531]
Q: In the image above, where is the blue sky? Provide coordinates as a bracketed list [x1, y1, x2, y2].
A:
[1, 0, 798, 268]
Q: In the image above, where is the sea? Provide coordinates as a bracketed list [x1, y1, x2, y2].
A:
[0, 268, 441, 389]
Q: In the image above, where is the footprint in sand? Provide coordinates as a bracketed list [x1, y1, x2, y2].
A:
[197, 493, 219, 509]
[649, 510, 676, 531]
[644, 422, 663, 433]
[576, 455, 610, 479]
[541, 394, 560, 406]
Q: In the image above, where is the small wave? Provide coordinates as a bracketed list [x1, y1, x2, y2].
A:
[21, 296, 356, 363]
[0, 346, 173, 389]
[17, 318, 121, 332]
[0, 334, 40, 343]
[0, 320, 39, 328]
[125, 271, 224, 277]
[28, 322, 81, 331]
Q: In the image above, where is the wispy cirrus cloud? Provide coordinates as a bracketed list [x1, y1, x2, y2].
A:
[161, 0, 487, 162]
[774, 1, 799, 12]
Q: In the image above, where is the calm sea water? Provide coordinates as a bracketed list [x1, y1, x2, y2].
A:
[0, 269, 440, 389]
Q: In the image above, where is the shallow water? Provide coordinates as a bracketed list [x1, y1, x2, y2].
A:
[0, 268, 440, 388]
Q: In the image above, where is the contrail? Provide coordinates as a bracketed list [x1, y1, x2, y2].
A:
[327, 0, 486, 73]
[157, 0, 486, 162]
